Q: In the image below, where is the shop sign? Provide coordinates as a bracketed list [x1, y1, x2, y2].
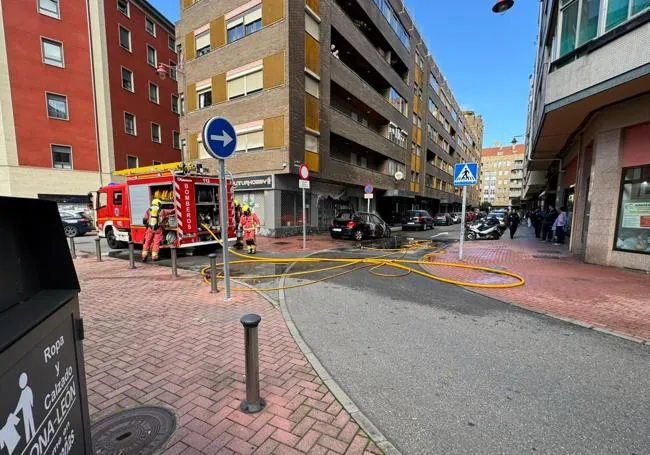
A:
[232, 175, 273, 191]
[0, 319, 86, 455]
[622, 201, 650, 229]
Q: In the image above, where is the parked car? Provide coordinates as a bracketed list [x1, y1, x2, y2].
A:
[60, 210, 92, 237]
[434, 213, 454, 226]
[330, 211, 391, 240]
[402, 210, 435, 231]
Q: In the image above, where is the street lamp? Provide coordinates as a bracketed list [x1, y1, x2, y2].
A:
[492, 0, 514, 13]
[156, 62, 182, 80]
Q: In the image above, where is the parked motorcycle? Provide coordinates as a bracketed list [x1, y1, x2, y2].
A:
[465, 217, 505, 240]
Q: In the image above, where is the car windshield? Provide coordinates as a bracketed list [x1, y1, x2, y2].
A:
[336, 212, 354, 220]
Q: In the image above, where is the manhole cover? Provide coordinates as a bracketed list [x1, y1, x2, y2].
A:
[91, 406, 176, 455]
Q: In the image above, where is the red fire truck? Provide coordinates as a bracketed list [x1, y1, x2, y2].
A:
[92, 162, 234, 249]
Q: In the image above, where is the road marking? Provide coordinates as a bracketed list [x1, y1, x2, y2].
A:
[431, 232, 449, 238]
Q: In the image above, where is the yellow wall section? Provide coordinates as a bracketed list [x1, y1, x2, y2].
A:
[188, 133, 199, 160]
[212, 73, 227, 104]
[263, 52, 285, 89]
[210, 16, 225, 50]
[186, 83, 197, 111]
[306, 0, 320, 15]
[305, 151, 320, 172]
[262, 0, 284, 26]
[263, 116, 284, 149]
[185, 33, 196, 61]
[182, 0, 193, 9]
[305, 94, 320, 131]
[305, 33, 320, 76]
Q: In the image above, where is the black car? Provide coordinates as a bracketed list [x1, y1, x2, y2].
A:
[402, 210, 435, 231]
[330, 211, 391, 240]
[60, 210, 92, 237]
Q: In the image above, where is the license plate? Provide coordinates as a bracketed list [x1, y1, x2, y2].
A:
[332, 228, 342, 232]
[408, 222, 415, 225]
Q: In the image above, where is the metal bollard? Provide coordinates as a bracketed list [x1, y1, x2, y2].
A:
[208, 253, 218, 293]
[239, 314, 265, 413]
[128, 241, 136, 269]
[68, 236, 76, 260]
[94, 237, 102, 262]
[170, 246, 178, 279]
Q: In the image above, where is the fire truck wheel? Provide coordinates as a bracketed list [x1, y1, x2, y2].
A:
[106, 228, 126, 249]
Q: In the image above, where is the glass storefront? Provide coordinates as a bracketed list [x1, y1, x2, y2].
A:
[614, 164, 650, 254]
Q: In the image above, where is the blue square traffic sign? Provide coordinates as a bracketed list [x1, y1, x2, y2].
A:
[454, 163, 478, 186]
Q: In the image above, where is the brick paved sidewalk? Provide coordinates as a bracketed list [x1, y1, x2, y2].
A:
[256, 234, 348, 255]
[423, 227, 650, 342]
[78, 257, 381, 454]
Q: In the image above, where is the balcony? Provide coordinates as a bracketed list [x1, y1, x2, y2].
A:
[330, 57, 409, 130]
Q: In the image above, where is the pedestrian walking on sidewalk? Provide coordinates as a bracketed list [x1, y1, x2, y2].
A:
[507, 210, 520, 239]
[553, 206, 568, 245]
[533, 209, 543, 238]
[542, 206, 558, 242]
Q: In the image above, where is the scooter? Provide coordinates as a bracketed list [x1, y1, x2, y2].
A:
[465, 217, 505, 240]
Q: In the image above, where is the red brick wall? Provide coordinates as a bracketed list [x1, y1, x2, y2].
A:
[105, 1, 181, 169]
[3, 1, 98, 170]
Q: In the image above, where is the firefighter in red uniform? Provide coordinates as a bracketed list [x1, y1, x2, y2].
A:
[142, 199, 174, 262]
[233, 199, 244, 250]
[239, 205, 260, 254]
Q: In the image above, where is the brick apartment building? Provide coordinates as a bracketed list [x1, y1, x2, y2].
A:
[0, 0, 180, 204]
[480, 144, 524, 209]
[177, 0, 483, 235]
[523, 0, 649, 270]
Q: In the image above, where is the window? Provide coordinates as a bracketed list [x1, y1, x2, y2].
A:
[113, 191, 123, 205]
[127, 155, 138, 169]
[152, 160, 162, 165]
[415, 52, 424, 69]
[615, 165, 650, 254]
[305, 74, 319, 98]
[118, 0, 129, 16]
[146, 45, 157, 67]
[428, 99, 438, 118]
[305, 134, 319, 153]
[173, 131, 181, 149]
[371, 0, 410, 49]
[52, 145, 71, 169]
[195, 30, 210, 56]
[388, 88, 407, 116]
[305, 13, 320, 40]
[180, 94, 185, 114]
[124, 112, 136, 135]
[38, 0, 59, 18]
[42, 38, 64, 67]
[121, 67, 134, 91]
[197, 86, 212, 108]
[235, 127, 264, 153]
[227, 68, 263, 99]
[148, 82, 159, 104]
[429, 73, 439, 93]
[171, 94, 179, 114]
[227, 6, 262, 43]
[168, 35, 175, 51]
[145, 17, 156, 36]
[606, 0, 650, 30]
[151, 123, 161, 143]
[168, 60, 177, 80]
[558, 0, 603, 57]
[46, 93, 68, 120]
[119, 25, 131, 51]
[388, 123, 407, 148]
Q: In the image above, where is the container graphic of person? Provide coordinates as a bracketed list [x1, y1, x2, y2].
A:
[0, 413, 21, 455]
[15, 373, 35, 443]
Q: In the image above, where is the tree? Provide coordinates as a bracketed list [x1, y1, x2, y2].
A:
[480, 201, 491, 212]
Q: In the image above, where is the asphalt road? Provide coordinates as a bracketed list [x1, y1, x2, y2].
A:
[285, 253, 650, 454]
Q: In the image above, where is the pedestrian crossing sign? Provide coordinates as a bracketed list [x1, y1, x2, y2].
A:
[454, 163, 478, 186]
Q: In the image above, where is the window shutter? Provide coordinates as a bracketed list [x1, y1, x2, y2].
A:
[188, 133, 199, 160]
[262, 0, 284, 26]
[185, 33, 196, 60]
[210, 16, 225, 50]
[195, 31, 210, 50]
[211, 73, 227, 104]
[263, 51, 285, 89]
[245, 8, 262, 25]
[246, 70, 263, 93]
[247, 130, 264, 150]
[263, 116, 284, 149]
[227, 76, 245, 99]
[182, 0, 193, 9]
[186, 83, 197, 111]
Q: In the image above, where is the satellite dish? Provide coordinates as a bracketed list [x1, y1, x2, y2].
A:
[394, 171, 404, 181]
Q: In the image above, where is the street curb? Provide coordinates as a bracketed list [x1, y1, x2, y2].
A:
[418, 259, 650, 346]
[279, 249, 401, 455]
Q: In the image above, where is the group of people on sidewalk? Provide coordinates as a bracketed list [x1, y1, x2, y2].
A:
[528, 206, 570, 245]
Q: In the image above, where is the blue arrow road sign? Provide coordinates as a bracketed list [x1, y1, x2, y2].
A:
[454, 162, 479, 186]
[202, 117, 237, 160]
[364, 184, 374, 194]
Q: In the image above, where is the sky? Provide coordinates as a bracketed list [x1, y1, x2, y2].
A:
[150, 0, 539, 148]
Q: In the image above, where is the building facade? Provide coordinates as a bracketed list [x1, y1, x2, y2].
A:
[0, 0, 180, 204]
[480, 144, 525, 208]
[177, 0, 483, 235]
[523, 0, 650, 271]
[463, 110, 485, 207]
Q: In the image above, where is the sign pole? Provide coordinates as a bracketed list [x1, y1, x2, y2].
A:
[302, 187, 307, 250]
[459, 185, 467, 261]
[367, 197, 370, 213]
[219, 158, 231, 300]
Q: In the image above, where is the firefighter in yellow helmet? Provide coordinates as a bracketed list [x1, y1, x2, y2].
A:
[238, 204, 261, 254]
[142, 198, 174, 262]
[233, 199, 244, 250]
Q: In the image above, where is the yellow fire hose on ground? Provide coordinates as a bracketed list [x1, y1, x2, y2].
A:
[199, 224, 525, 292]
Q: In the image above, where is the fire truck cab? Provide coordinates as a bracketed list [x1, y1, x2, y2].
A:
[92, 162, 234, 249]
